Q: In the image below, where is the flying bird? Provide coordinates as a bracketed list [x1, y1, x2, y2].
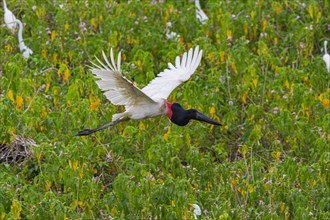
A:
[76, 46, 221, 136]
[323, 40, 330, 73]
[195, 0, 209, 24]
[3, 0, 17, 31]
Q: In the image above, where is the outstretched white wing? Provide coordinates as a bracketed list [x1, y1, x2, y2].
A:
[142, 46, 203, 100]
[90, 49, 156, 110]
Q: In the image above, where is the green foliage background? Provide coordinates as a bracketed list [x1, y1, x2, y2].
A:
[0, 0, 329, 219]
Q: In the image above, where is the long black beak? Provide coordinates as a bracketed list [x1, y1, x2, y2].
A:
[195, 111, 221, 126]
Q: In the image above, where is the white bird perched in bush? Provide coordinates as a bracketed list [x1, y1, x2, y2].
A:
[3, 0, 17, 31]
[165, 22, 180, 41]
[195, 0, 208, 24]
[3, 0, 33, 59]
[192, 204, 201, 219]
[16, 19, 33, 59]
[323, 40, 330, 73]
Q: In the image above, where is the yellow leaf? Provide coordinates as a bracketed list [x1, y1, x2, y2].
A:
[274, 37, 278, 45]
[99, 15, 103, 21]
[179, 36, 184, 47]
[136, 60, 143, 70]
[90, 94, 100, 111]
[186, 134, 191, 146]
[111, 207, 118, 216]
[250, 11, 255, 20]
[261, 20, 267, 31]
[15, 95, 24, 110]
[71, 199, 78, 210]
[42, 49, 47, 58]
[139, 122, 145, 131]
[41, 106, 48, 119]
[171, 200, 175, 206]
[209, 106, 215, 115]
[321, 98, 329, 109]
[45, 180, 52, 191]
[227, 54, 232, 62]
[51, 30, 56, 41]
[244, 21, 248, 35]
[308, 5, 314, 19]
[79, 167, 84, 178]
[280, 202, 285, 213]
[312, 179, 317, 186]
[208, 52, 214, 60]
[267, 91, 273, 100]
[1, 212, 6, 220]
[220, 51, 225, 63]
[63, 67, 70, 82]
[35, 7, 46, 19]
[274, 6, 281, 14]
[226, 29, 233, 41]
[208, 181, 213, 189]
[252, 78, 258, 89]
[242, 92, 248, 104]
[231, 62, 237, 74]
[242, 145, 248, 157]
[5, 44, 12, 52]
[271, 150, 282, 161]
[163, 126, 171, 141]
[53, 53, 58, 66]
[90, 18, 97, 28]
[10, 200, 22, 220]
[248, 184, 254, 193]
[8, 89, 15, 102]
[285, 210, 290, 220]
[64, 22, 69, 31]
[285, 80, 290, 89]
[45, 82, 50, 92]
[230, 178, 236, 188]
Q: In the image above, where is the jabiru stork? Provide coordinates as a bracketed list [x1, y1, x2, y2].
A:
[76, 46, 221, 136]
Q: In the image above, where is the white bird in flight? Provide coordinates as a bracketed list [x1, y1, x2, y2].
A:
[76, 46, 221, 136]
[323, 40, 330, 73]
[195, 0, 209, 24]
[3, 0, 17, 31]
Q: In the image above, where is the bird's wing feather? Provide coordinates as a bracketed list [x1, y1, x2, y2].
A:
[142, 46, 203, 100]
[90, 48, 156, 110]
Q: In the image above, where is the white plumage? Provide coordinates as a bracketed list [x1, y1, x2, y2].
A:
[323, 40, 330, 73]
[16, 19, 33, 59]
[89, 46, 203, 121]
[3, 0, 32, 59]
[3, 0, 17, 31]
[142, 46, 202, 99]
[195, 0, 209, 24]
[76, 46, 222, 136]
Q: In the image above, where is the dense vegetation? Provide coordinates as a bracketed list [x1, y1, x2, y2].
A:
[0, 0, 329, 219]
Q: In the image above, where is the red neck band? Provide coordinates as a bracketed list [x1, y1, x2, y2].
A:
[166, 102, 173, 118]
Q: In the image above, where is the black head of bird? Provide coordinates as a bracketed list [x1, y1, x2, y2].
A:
[167, 102, 221, 126]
